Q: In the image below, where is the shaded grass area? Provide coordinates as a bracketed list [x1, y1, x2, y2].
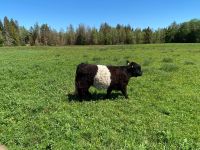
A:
[0, 44, 200, 149]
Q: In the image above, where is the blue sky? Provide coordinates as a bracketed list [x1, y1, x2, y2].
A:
[0, 0, 200, 30]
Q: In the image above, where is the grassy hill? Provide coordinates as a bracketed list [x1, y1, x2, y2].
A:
[0, 44, 200, 149]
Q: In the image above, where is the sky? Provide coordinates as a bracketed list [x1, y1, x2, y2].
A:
[0, 0, 200, 30]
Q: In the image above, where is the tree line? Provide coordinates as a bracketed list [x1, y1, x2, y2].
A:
[0, 16, 200, 46]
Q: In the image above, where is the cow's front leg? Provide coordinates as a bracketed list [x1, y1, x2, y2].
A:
[121, 86, 128, 99]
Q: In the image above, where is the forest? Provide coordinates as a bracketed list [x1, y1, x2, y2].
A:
[0, 16, 200, 46]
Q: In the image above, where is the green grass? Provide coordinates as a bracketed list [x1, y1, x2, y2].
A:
[0, 44, 200, 149]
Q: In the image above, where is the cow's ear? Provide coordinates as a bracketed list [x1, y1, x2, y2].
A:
[126, 60, 130, 66]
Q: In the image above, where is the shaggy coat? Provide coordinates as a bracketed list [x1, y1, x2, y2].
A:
[75, 61, 142, 99]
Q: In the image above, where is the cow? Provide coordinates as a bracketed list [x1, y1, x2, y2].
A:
[74, 61, 142, 100]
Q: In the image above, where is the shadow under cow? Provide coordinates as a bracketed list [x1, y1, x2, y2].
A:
[67, 92, 122, 102]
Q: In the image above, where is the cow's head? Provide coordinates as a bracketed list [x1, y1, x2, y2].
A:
[127, 60, 142, 77]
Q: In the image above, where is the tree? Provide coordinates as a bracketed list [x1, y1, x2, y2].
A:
[0, 31, 3, 46]
[66, 24, 75, 45]
[110, 28, 118, 44]
[143, 27, 153, 44]
[10, 19, 20, 45]
[85, 26, 91, 45]
[152, 28, 166, 43]
[75, 24, 86, 45]
[0, 20, 4, 46]
[134, 28, 143, 44]
[29, 23, 40, 46]
[48, 28, 58, 46]
[165, 22, 179, 43]
[125, 25, 133, 44]
[99, 23, 112, 45]
[90, 27, 98, 45]
[3, 16, 14, 46]
[40, 24, 50, 45]
[58, 29, 65, 46]
[116, 24, 126, 44]
[175, 19, 200, 43]
[0, 20, 3, 32]
[19, 26, 29, 45]
[2, 15, 200, 46]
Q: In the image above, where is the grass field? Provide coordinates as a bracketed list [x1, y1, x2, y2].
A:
[0, 44, 200, 149]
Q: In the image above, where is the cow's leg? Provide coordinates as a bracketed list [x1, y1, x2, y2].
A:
[105, 87, 112, 99]
[76, 80, 89, 100]
[80, 88, 90, 97]
[77, 87, 84, 101]
[77, 85, 92, 100]
[85, 86, 92, 98]
[121, 86, 128, 99]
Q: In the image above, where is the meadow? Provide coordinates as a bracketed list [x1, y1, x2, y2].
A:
[0, 44, 200, 149]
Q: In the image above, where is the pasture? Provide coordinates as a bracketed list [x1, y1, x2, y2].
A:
[0, 44, 200, 149]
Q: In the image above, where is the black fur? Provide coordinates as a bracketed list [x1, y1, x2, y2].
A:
[75, 61, 142, 100]
[75, 63, 98, 98]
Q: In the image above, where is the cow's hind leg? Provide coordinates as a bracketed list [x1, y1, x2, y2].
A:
[77, 87, 87, 97]
[104, 87, 112, 99]
[77, 82, 91, 100]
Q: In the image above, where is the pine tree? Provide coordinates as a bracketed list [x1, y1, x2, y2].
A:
[152, 28, 166, 43]
[116, 25, 126, 44]
[0, 20, 4, 46]
[86, 26, 93, 45]
[125, 25, 133, 44]
[134, 28, 143, 44]
[48, 29, 58, 46]
[29, 23, 40, 46]
[66, 24, 75, 45]
[19, 26, 29, 45]
[3, 16, 14, 46]
[40, 24, 50, 45]
[10, 19, 20, 45]
[165, 22, 178, 43]
[0, 20, 3, 32]
[99, 23, 112, 45]
[75, 24, 86, 45]
[58, 29, 65, 46]
[90, 27, 98, 45]
[0, 31, 3, 46]
[111, 28, 118, 44]
[143, 27, 153, 44]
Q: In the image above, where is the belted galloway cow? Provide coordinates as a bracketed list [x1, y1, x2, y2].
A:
[75, 61, 142, 99]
